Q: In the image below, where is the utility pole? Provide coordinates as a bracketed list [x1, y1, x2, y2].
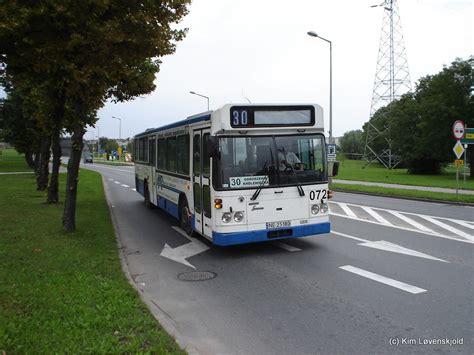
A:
[363, 0, 411, 169]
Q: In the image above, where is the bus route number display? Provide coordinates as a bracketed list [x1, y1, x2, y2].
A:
[230, 106, 314, 128]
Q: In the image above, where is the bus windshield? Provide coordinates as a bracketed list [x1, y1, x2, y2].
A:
[214, 134, 327, 190]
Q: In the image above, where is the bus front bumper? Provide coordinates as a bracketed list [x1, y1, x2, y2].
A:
[212, 222, 330, 246]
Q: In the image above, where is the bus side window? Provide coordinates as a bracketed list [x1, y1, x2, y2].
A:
[202, 133, 210, 177]
[166, 137, 177, 172]
[149, 137, 156, 166]
[193, 135, 200, 177]
[157, 138, 166, 170]
[177, 135, 190, 175]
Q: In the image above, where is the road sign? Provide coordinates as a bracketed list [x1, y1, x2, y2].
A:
[327, 144, 336, 161]
[453, 141, 465, 159]
[452, 120, 465, 140]
[118, 146, 123, 155]
[455, 159, 464, 166]
[460, 128, 474, 145]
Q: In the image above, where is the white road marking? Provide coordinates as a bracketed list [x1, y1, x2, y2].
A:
[330, 201, 474, 244]
[358, 240, 448, 263]
[161, 227, 210, 269]
[333, 231, 449, 263]
[108, 178, 114, 181]
[360, 206, 391, 225]
[272, 241, 302, 252]
[131, 188, 136, 191]
[419, 216, 474, 242]
[388, 211, 434, 234]
[448, 219, 474, 230]
[338, 203, 357, 218]
[339, 265, 427, 294]
[121, 184, 130, 188]
[332, 231, 367, 243]
[114, 181, 120, 184]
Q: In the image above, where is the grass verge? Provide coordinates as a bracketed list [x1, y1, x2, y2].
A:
[332, 183, 474, 204]
[0, 149, 32, 172]
[336, 159, 473, 190]
[0, 169, 184, 353]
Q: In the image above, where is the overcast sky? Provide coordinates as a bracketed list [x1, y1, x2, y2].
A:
[87, 0, 470, 139]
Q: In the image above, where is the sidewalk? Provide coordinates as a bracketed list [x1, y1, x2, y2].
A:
[333, 179, 474, 196]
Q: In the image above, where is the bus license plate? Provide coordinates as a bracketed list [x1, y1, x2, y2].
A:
[266, 220, 291, 229]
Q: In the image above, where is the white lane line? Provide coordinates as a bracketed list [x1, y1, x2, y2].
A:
[388, 210, 434, 233]
[114, 181, 120, 184]
[121, 184, 130, 188]
[339, 265, 427, 294]
[339, 203, 357, 218]
[332, 231, 368, 243]
[360, 206, 391, 225]
[131, 188, 136, 191]
[445, 219, 474, 230]
[419, 216, 474, 242]
[272, 241, 302, 252]
[108, 178, 114, 181]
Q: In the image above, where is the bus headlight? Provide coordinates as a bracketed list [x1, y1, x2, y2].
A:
[222, 212, 232, 223]
[234, 211, 244, 222]
[320, 203, 329, 214]
[311, 204, 320, 215]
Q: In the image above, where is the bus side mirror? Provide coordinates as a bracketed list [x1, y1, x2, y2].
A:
[207, 136, 219, 158]
[328, 161, 339, 177]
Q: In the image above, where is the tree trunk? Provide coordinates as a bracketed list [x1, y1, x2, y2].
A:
[34, 150, 41, 175]
[36, 136, 51, 191]
[24, 151, 34, 169]
[62, 123, 84, 232]
[47, 131, 62, 203]
[47, 90, 66, 203]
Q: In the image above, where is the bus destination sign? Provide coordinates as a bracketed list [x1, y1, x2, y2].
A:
[230, 105, 315, 128]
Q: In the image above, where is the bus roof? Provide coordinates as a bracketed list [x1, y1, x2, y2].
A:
[134, 112, 211, 138]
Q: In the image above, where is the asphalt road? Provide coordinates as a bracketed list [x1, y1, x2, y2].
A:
[83, 162, 473, 354]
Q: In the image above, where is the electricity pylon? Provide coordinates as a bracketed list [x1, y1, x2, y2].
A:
[363, 0, 411, 169]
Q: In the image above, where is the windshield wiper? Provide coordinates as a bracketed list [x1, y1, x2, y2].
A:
[250, 175, 268, 201]
[296, 183, 305, 197]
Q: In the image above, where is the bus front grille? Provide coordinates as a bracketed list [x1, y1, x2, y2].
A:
[267, 229, 293, 239]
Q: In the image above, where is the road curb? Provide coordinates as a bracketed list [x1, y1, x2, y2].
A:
[332, 187, 474, 207]
[101, 176, 200, 355]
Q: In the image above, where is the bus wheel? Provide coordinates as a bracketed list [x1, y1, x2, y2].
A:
[144, 182, 153, 209]
[179, 198, 193, 236]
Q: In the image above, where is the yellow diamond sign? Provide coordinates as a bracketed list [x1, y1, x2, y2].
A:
[453, 141, 464, 159]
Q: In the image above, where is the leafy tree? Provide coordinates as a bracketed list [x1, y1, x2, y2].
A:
[1, 0, 190, 230]
[363, 58, 473, 175]
[339, 129, 364, 159]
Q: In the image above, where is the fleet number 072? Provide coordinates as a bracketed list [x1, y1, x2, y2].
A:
[309, 189, 328, 200]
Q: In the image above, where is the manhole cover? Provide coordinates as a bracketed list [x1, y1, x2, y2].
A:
[178, 271, 217, 282]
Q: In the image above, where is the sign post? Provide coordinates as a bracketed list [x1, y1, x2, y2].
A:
[452, 120, 465, 196]
[460, 127, 473, 184]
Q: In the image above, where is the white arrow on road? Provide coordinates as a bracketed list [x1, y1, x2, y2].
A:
[332, 231, 448, 263]
[358, 240, 449, 263]
[160, 227, 210, 269]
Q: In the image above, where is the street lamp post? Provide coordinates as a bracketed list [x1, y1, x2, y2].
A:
[112, 116, 122, 140]
[307, 31, 333, 144]
[189, 91, 210, 111]
[97, 126, 100, 158]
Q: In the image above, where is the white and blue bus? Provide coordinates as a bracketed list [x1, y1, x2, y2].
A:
[134, 104, 338, 246]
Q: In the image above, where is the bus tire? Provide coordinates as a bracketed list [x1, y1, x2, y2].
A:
[179, 197, 193, 236]
[144, 181, 153, 209]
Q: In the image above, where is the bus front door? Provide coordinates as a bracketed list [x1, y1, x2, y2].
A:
[192, 130, 212, 238]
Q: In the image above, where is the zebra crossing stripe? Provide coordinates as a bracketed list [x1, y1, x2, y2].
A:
[447, 219, 474, 230]
[360, 206, 391, 225]
[387, 211, 434, 233]
[419, 216, 474, 242]
[338, 203, 357, 218]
